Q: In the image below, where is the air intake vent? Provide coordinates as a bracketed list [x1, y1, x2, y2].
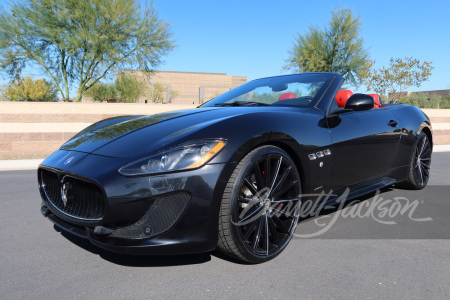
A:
[39, 169, 106, 221]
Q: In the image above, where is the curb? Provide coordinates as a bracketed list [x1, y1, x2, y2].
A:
[433, 145, 450, 152]
[0, 159, 43, 171]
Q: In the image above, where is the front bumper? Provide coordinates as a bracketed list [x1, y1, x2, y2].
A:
[38, 152, 235, 255]
[42, 205, 218, 255]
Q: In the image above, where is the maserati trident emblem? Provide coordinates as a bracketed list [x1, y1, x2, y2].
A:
[61, 182, 72, 207]
[64, 156, 74, 165]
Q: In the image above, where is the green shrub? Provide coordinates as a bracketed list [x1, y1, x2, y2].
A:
[85, 74, 178, 103]
[86, 75, 145, 103]
[147, 82, 178, 103]
[398, 93, 450, 109]
[1, 77, 58, 101]
[85, 83, 116, 102]
[115, 74, 146, 103]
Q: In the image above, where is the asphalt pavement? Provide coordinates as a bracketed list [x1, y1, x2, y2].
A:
[1, 153, 449, 299]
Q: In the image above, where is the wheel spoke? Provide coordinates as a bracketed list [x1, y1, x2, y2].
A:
[421, 163, 430, 176]
[269, 157, 282, 192]
[265, 214, 269, 255]
[268, 217, 280, 248]
[264, 157, 271, 188]
[422, 149, 431, 157]
[254, 162, 264, 190]
[271, 206, 297, 218]
[289, 202, 301, 232]
[273, 215, 289, 234]
[272, 197, 300, 204]
[238, 197, 260, 205]
[253, 216, 264, 250]
[271, 166, 292, 196]
[420, 161, 430, 169]
[419, 137, 427, 157]
[243, 219, 258, 242]
[420, 157, 431, 161]
[272, 180, 297, 198]
[421, 141, 429, 153]
[238, 205, 263, 224]
[243, 178, 258, 195]
[417, 163, 424, 186]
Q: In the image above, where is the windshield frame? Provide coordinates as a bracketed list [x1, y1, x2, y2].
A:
[200, 73, 336, 109]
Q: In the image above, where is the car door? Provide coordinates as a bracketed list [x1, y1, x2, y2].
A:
[326, 108, 401, 191]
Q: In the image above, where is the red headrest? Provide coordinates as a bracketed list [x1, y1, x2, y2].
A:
[368, 94, 380, 108]
[279, 93, 296, 101]
[335, 90, 353, 108]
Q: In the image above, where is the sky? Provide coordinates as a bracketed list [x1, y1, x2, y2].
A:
[1, 0, 449, 96]
[150, 0, 450, 93]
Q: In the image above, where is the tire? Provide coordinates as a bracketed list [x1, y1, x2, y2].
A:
[217, 146, 302, 263]
[397, 131, 432, 190]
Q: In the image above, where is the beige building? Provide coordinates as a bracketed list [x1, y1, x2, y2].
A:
[395, 89, 450, 99]
[124, 70, 247, 105]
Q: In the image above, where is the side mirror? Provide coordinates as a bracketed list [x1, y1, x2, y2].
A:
[345, 94, 374, 111]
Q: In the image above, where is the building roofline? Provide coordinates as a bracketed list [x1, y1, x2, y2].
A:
[409, 89, 450, 93]
[156, 70, 229, 76]
[123, 70, 240, 76]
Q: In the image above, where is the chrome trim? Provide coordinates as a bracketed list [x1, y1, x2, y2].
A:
[308, 153, 317, 160]
[40, 175, 103, 222]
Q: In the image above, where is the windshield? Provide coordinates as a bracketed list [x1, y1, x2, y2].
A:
[200, 73, 334, 108]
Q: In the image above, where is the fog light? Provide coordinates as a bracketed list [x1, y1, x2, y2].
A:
[150, 176, 168, 190]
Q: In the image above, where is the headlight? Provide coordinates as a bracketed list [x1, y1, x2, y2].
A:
[118, 140, 226, 176]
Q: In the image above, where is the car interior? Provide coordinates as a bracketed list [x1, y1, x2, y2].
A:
[277, 90, 384, 110]
[335, 90, 384, 108]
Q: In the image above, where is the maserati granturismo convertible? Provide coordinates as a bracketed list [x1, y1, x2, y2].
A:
[38, 73, 433, 263]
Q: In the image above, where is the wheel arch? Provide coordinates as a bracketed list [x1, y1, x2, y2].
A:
[256, 140, 306, 192]
[217, 131, 308, 201]
[420, 125, 433, 150]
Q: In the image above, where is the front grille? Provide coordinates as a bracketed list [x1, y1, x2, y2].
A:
[39, 168, 106, 221]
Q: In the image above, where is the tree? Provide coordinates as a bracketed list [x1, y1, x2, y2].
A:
[152, 83, 165, 103]
[115, 73, 146, 103]
[151, 82, 178, 103]
[0, 0, 175, 102]
[2, 76, 57, 101]
[84, 82, 116, 102]
[86, 74, 175, 103]
[285, 8, 370, 86]
[361, 57, 434, 103]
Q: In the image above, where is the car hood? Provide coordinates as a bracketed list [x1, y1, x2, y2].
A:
[61, 106, 298, 159]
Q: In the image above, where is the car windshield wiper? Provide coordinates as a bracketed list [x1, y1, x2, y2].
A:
[214, 101, 270, 107]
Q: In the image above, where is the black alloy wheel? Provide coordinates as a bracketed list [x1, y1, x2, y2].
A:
[218, 146, 302, 263]
[399, 131, 432, 190]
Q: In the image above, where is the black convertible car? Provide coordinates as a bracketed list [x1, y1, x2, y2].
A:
[38, 73, 432, 263]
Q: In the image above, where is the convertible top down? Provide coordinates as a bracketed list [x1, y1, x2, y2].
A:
[38, 73, 432, 263]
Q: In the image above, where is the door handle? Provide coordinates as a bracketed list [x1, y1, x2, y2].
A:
[388, 120, 399, 127]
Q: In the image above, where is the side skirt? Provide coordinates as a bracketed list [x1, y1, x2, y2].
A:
[314, 177, 397, 211]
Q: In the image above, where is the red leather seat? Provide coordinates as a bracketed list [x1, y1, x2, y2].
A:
[368, 94, 380, 108]
[278, 93, 296, 101]
[335, 90, 353, 108]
